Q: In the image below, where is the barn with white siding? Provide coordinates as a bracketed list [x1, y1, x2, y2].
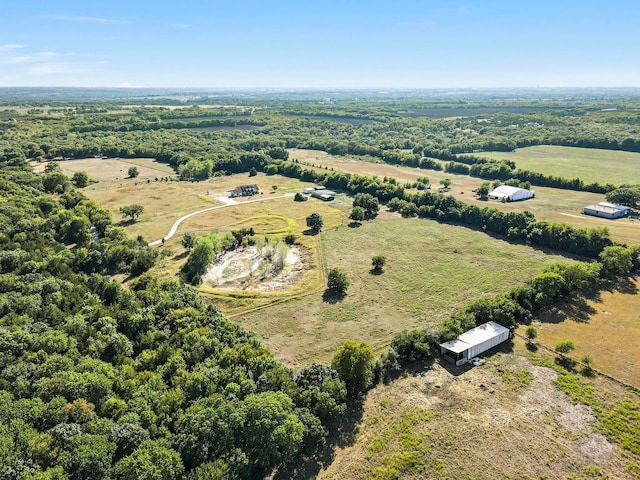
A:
[439, 321, 510, 366]
[488, 185, 534, 202]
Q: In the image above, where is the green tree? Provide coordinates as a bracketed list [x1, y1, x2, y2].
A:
[128, 166, 139, 178]
[71, 171, 90, 188]
[440, 178, 452, 189]
[371, 255, 386, 272]
[331, 340, 374, 395]
[327, 268, 349, 295]
[350, 206, 365, 222]
[352, 193, 379, 219]
[114, 439, 184, 480]
[477, 182, 490, 199]
[599, 245, 633, 275]
[181, 232, 196, 251]
[555, 339, 576, 355]
[525, 326, 538, 344]
[605, 187, 640, 208]
[294, 192, 305, 202]
[248, 167, 257, 177]
[119, 204, 144, 222]
[306, 213, 323, 234]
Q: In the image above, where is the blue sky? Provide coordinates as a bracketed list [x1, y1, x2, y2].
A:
[1, 0, 639, 88]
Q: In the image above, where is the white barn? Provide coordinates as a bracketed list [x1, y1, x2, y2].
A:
[488, 185, 534, 202]
[439, 321, 510, 366]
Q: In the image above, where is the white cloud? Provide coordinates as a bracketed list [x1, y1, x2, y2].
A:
[43, 14, 128, 25]
[170, 23, 192, 29]
[0, 44, 25, 52]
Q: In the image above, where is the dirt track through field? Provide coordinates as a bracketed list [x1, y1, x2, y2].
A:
[148, 193, 294, 245]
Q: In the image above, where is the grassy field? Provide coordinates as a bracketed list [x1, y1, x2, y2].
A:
[464, 145, 640, 186]
[33, 157, 318, 241]
[521, 275, 640, 387]
[289, 149, 640, 245]
[315, 345, 639, 480]
[235, 213, 575, 368]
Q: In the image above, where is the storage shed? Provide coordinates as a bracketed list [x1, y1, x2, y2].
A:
[488, 185, 534, 202]
[439, 321, 510, 366]
[583, 202, 630, 219]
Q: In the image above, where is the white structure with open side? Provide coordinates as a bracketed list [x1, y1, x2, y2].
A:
[439, 321, 510, 366]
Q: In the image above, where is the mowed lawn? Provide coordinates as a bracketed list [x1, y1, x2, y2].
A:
[289, 149, 640, 245]
[522, 275, 640, 387]
[234, 213, 575, 368]
[466, 145, 640, 186]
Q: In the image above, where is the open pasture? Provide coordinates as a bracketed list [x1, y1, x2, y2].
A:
[523, 275, 640, 387]
[469, 145, 640, 186]
[289, 149, 640, 245]
[319, 349, 636, 480]
[235, 214, 575, 368]
[36, 156, 317, 241]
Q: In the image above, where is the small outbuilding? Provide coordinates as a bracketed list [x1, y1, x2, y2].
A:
[310, 189, 336, 201]
[488, 185, 535, 202]
[439, 321, 510, 366]
[583, 202, 630, 219]
[229, 184, 259, 198]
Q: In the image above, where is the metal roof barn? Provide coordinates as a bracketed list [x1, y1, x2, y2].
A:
[488, 185, 534, 202]
[439, 321, 510, 366]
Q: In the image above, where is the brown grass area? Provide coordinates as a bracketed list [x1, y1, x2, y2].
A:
[234, 214, 573, 369]
[289, 149, 640, 245]
[318, 347, 634, 480]
[522, 276, 640, 387]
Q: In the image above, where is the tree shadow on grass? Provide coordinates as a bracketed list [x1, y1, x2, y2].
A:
[274, 398, 365, 480]
[322, 289, 346, 304]
[369, 267, 384, 276]
[173, 251, 189, 261]
[538, 298, 597, 324]
[302, 229, 320, 236]
[347, 221, 362, 228]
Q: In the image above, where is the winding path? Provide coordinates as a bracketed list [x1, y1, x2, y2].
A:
[149, 193, 294, 246]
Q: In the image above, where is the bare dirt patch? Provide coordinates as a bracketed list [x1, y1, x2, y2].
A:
[202, 245, 311, 291]
[319, 353, 628, 479]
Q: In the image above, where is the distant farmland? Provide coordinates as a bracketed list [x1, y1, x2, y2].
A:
[466, 145, 640, 186]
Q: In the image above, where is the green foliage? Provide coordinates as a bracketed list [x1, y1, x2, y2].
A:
[114, 439, 184, 480]
[352, 193, 379, 219]
[127, 166, 139, 178]
[71, 171, 90, 188]
[181, 232, 196, 251]
[119, 204, 144, 222]
[525, 326, 538, 341]
[371, 254, 386, 272]
[477, 181, 490, 198]
[305, 212, 323, 234]
[350, 205, 365, 222]
[599, 245, 633, 275]
[293, 192, 305, 202]
[331, 340, 374, 395]
[390, 329, 436, 364]
[327, 268, 349, 295]
[605, 187, 640, 208]
[248, 167, 257, 177]
[555, 339, 576, 354]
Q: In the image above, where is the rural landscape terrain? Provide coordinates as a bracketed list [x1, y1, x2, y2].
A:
[1, 87, 640, 479]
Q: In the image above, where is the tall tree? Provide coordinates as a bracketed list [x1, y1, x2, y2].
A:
[331, 341, 374, 396]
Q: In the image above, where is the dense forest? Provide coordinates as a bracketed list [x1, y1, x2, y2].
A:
[1, 90, 640, 479]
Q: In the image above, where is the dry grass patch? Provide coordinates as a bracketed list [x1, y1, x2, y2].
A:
[521, 276, 640, 387]
[318, 352, 634, 480]
[234, 214, 574, 369]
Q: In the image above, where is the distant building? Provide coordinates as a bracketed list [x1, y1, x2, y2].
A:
[229, 184, 259, 198]
[583, 202, 630, 219]
[439, 321, 510, 366]
[310, 189, 336, 201]
[488, 185, 535, 202]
